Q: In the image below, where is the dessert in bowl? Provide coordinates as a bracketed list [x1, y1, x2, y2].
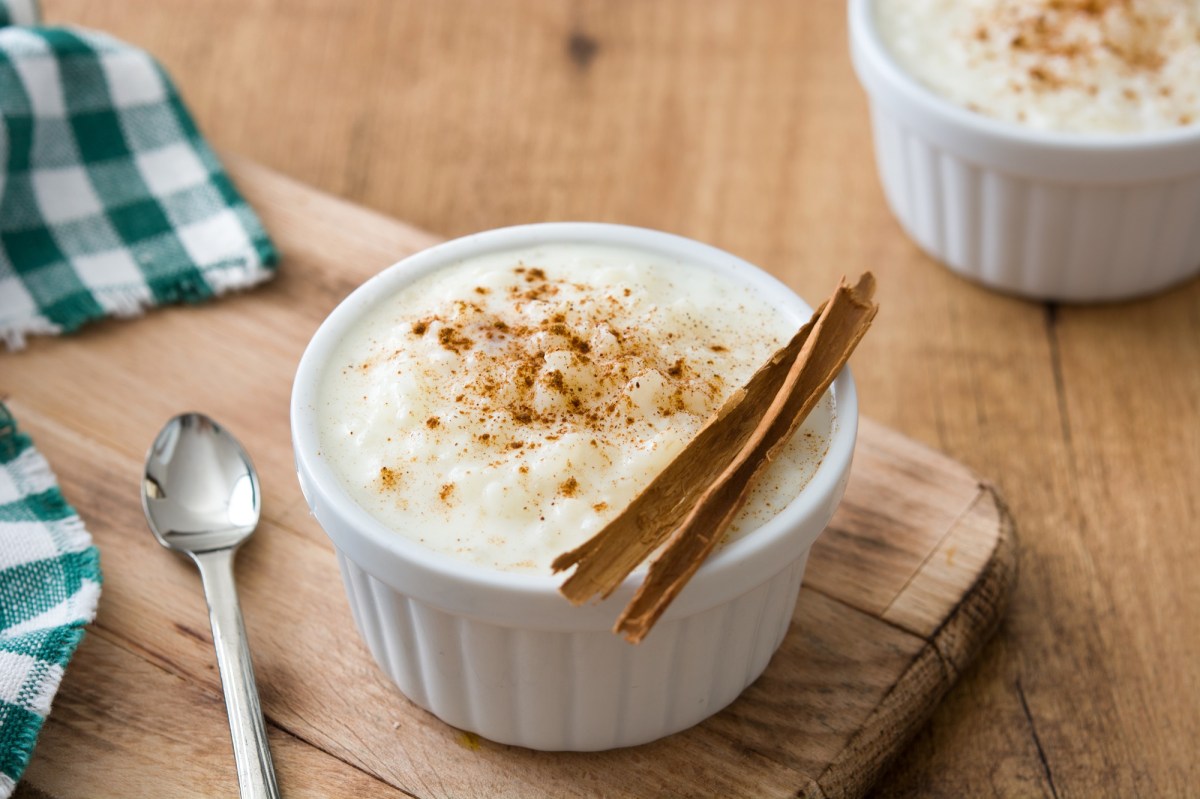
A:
[291, 223, 858, 751]
[851, 0, 1200, 301]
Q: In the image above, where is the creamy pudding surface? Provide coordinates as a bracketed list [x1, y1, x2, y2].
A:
[876, 0, 1200, 133]
[317, 243, 833, 573]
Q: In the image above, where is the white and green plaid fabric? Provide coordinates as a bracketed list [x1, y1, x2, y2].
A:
[0, 403, 100, 796]
[0, 2, 277, 349]
[0, 1, 35, 28]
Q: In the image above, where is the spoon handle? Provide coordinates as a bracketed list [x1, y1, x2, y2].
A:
[192, 547, 282, 799]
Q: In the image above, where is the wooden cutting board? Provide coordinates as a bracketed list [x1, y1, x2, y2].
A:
[3, 157, 1016, 799]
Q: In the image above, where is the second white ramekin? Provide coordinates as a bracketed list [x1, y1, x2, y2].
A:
[850, 0, 1200, 302]
[292, 223, 858, 751]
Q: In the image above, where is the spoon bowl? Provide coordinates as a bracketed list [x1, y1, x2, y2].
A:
[143, 412, 261, 554]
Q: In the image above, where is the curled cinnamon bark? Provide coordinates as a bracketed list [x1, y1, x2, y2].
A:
[553, 273, 878, 642]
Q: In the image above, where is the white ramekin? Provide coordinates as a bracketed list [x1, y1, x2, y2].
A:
[850, 0, 1200, 302]
[291, 223, 858, 751]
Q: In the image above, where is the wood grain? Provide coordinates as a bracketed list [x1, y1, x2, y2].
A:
[21, 634, 403, 799]
[4, 160, 1010, 798]
[24, 1, 1200, 794]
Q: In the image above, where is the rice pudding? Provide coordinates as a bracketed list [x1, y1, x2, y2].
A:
[876, 0, 1200, 133]
[316, 243, 833, 574]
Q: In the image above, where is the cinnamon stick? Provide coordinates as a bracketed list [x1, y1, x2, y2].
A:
[552, 273, 878, 642]
[552, 303, 826, 601]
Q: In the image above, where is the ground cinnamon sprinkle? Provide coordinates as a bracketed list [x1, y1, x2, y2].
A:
[880, 0, 1200, 133]
[991, 0, 1170, 89]
[379, 466, 399, 489]
[544, 370, 567, 393]
[438, 326, 473, 353]
[411, 265, 729, 443]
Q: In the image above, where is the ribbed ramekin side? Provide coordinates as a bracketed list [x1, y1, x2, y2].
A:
[335, 548, 811, 751]
[1102, 178, 1200, 299]
[760, 551, 810, 661]
[337, 550, 431, 711]
[868, 102, 1200, 302]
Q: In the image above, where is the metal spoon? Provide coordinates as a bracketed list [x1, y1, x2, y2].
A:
[142, 413, 281, 799]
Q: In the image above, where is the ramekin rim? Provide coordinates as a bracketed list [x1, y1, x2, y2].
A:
[291, 222, 857, 618]
[848, 0, 1200, 152]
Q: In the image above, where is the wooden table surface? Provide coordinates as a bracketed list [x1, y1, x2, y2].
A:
[29, 1, 1200, 796]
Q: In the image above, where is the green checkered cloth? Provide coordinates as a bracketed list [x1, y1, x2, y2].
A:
[0, 403, 100, 796]
[0, 1, 34, 28]
[0, 2, 276, 349]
